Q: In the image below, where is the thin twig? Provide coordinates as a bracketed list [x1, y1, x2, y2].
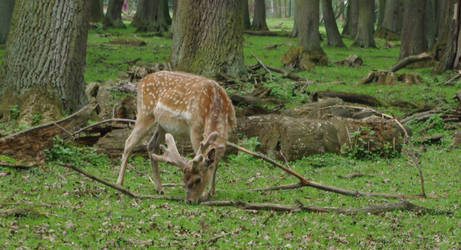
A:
[251, 52, 273, 81]
[73, 118, 136, 136]
[0, 162, 36, 170]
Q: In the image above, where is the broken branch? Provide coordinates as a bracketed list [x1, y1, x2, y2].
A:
[388, 52, 432, 72]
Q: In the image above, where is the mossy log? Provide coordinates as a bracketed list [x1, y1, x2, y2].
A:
[281, 46, 328, 70]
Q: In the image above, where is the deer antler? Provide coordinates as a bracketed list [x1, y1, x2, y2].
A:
[198, 132, 219, 155]
[152, 134, 188, 169]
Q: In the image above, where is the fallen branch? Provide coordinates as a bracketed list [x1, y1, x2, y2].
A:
[73, 118, 136, 136]
[251, 52, 273, 81]
[0, 162, 37, 170]
[60, 163, 449, 214]
[226, 142, 416, 199]
[339, 172, 375, 179]
[388, 52, 432, 72]
[442, 72, 461, 86]
[0, 208, 48, 217]
[244, 30, 292, 37]
[265, 65, 306, 81]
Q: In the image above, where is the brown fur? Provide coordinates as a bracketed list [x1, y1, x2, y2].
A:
[116, 71, 236, 203]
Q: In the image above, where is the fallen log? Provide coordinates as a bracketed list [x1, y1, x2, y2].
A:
[0, 162, 36, 170]
[442, 73, 461, 86]
[388, 52, 432, 72]
[312, 91, 383, 107]
[0, 105, 96, 162]
[334, 55, 363, 68]
[244, 30, 292, 37]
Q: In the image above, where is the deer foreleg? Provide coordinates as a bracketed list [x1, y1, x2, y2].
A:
[147, 126, 165, 194]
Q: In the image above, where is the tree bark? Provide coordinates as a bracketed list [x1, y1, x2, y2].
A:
[375, 0, 401, 40]
[342, 0, 358, 38]
[352, 0, 376, 48]
[425, 0, 437, 49]
[435, 0, 461, 72]
[400, 0, 426, 59]
[0, 0, 14, 44]
[0, 0, 89, 123]
[89, 0, 104, 23]
[170, 0, 246, 78]
[377, 0, 385, 28]
[292, 0, 299, 36]
[252, 0, 269, 31]
[321, 0, 345, 47]
[132, 0, 171, 32]
[243, 0, 251, 29]
[103, 0, 125, 28]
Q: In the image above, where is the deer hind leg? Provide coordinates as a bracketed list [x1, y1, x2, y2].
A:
[117, 117, 153, 186]
[147, 126, 165, 194]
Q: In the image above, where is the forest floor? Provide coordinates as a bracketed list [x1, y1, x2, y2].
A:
[0, 19, 460, 248]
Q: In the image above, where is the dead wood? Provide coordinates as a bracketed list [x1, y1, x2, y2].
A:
[401, 109, 439, 124]
[312, 91, 383, 107]
[455, 91, 461, 104]
[60, 162, 448, 215]
[334, 55, 363, 68]
[264, 43, 283, 49]
[217, 72, 245, 85]
[0, 162, 36, 170]
[0, 105, 96, 162]
[226, 142, 416, 199]
[0, 172, 10, 177]
[73, 118, 136, 136]
[112, 81, 137, 93]
[388, 52, 432, 72]
[265, 65, 306, 81]
[251, 52, 273, 81]
[442, 72, 461, 86]
[414, 134, 444, 145]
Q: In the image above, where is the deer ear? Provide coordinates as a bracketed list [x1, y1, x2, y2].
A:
[205, 148, 217, 167]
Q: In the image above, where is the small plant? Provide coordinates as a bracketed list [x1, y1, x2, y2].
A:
[9, 105, 20, 121]
[32, 113, 42, 125]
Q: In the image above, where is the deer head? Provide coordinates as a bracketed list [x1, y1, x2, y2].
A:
[152, 132, 219, 203]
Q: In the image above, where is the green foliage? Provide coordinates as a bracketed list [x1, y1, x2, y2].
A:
[45, 136, 110, 167]
[9, 104, 20, 120]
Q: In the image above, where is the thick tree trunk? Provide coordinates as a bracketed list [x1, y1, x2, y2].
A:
[283, 0, 327, 70]
[425, 0, 437, 49]
[322, 0, 345, 47]
[89, 0, 104, 23]
[103, 0, 125, 28]
[352, 0, 376, 48]
[435, 0, 461, 72]
[375, 0, 401, 40]
[252, 0, 269, 31]
[132, 0, 170, 32]
[0, 0, 89, 124]
[400, 0, 426, 59]
[342, 0, 358, 38]
[377, 0, 385, 28]
[243, 0, 251, 29]
[292, 0, 299, 37]
[171, 0, 246, 78]
[0, 0, 14, 44]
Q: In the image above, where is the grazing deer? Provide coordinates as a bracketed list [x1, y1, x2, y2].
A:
[116, 71, 236, 203]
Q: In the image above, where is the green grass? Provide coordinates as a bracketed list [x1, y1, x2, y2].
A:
[1, 18, 460, 248]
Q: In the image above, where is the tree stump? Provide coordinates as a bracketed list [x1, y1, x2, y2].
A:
[281, 46, 328, 70]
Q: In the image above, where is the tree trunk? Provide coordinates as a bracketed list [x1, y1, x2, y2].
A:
[283, 0, 327, 70]
[171, 0, 246, 78]
[292, 0, 299, 36]
[425, 0, 437, 49]
[375, 0, 401, 40]
[435, 0, 461, 72]
[352, 0, 376, 48]
[103, 0, 125, 28]
[342, 0, 358, 38]
[400, 0, 426, 59]
[89, 0, 104, 23]
[132, 0, 171, 32]
[377, 0, 385, 28]
[322, 0, 345, 47]
[0, 0, 89, 124]
[252, 0, 269, 31]
[0, 0, 14, 44]
[243, 0, 251, 29]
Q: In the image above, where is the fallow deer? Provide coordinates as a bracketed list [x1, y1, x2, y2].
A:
[116, 71, 236, 203]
